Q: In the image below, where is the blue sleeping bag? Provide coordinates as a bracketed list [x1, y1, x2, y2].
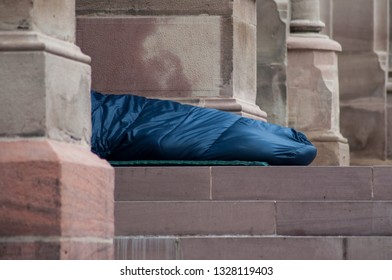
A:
[91, 91, 317, 165]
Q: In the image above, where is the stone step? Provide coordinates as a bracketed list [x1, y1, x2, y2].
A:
[114, 236, 392, 260]
[115, 166, 392, 201]
[115, 200, 392, 236]
[114, 166, 392, 259]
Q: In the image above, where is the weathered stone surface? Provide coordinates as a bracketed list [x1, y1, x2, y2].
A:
[319, 0, 332, 36]
[373, 167, 392, 200]
[51, 141, 114, 238]
[179, 237, 343, 260]
[115, 201, 275, 236]
[388, 92, 392, 159]
[346, 237, 392, 260]
[0, 32, 91, 144]
[233, 12, 257, 102]
[0, 140, 114, 238]
[76, 0, 266, 120]
[333, 0, 389, 163]
[0, 240, 61, 260]
[290, 0, 325, 33]
[76, 0, 234, 16]
[287, 36, 349, 166]
[288, 48, 339, 132]
[115, 237, 178, 260]
[276, 202, 392, 236]
[0, 141, 61, 236]
[332, 0, 374, 52]
[77, 16, 220, 98]
[339, 53, 387, 161]
[60, 239, 113, 260]
[310, 140, 350, 166]
[115, 167, 211, 201]
[0, 239, 113, 260]
[0, 51, 46, 138]
[0, 0, 75, 42]
[256, 0, 288, 126]
[212, 166, 372, 201]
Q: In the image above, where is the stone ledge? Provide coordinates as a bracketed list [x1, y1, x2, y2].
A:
[287, 35, 342, 52]
[0, 31, 91, 64]
[115, 166, 392, 201]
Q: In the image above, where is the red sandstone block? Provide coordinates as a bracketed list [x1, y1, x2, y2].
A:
[77, 17, 221, 98]
[60, 240, 113, 260]
[0, 140, 114, 238]
[212, 166, 372, 201]
[346, 237, 392, 260]
[115, 201, 275, 236]
[50, 141, 114, 238]
[0, 141, 62, 236]
[0, 241, 60, 260]
[115, 237, 178, 260]
[373, 167, 392, 200]
[179, 237, 343, 260]
[0, 240, 113, 260]
[276, 202, 392, 236]
[115, 167, 211, 201]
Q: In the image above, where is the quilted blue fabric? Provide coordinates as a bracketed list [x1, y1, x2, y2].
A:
[91, 91, 317, 165]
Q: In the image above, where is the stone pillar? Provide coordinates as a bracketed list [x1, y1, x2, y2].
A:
[287, 0, 350, 165]
[76, 0, 267, 120]
[332, 0, 389, 164]
[256, 0, 289, 126]
[0, 1, 114, 259]
[388, 0, 392, 160]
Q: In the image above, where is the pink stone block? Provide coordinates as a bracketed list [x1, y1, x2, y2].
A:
[60, 240, 113, 260]
[0, 241, 61, 260]
[179, 237, 343, 260]
[0, 141, 62, 236]
[77, 16, 221, 98]
[0, 240, 113, 260]
[373, 167, 392, 200]
[276, 202, 392, 236]
[346, 237, 392, 260]
[0, 140, 114, 238]
[115, 201, 275, 236]
[49, 141, 114, 238]
[212, 166, 372, 200]
[115, 167, 211, 201]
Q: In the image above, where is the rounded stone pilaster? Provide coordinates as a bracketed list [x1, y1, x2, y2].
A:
[290, 0, 325, 33]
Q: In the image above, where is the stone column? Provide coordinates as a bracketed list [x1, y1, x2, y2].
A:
[76, 0, 267, 120]
[0, 1, 114, 259]
[388, 0, 392, 160]
[256, 0, 289, 126]
[287, 0, 350, 165]
[332, 0, 389, 164]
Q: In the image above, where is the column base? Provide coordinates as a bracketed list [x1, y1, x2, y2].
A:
[0, 139, 114, 259]
[307, 132, 350, 166]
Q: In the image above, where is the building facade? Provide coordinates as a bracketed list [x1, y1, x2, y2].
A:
[1, 0, 392, 260]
